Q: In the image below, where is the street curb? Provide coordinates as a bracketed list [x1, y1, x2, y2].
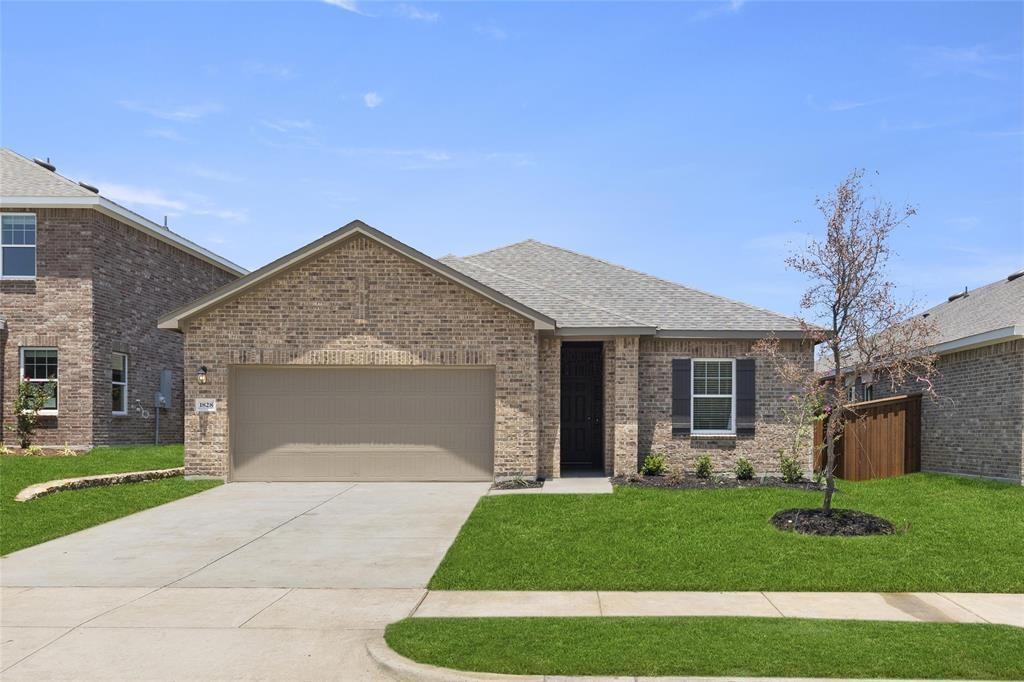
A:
[366, 635, 998, 682]
[366, 636, 542, 681]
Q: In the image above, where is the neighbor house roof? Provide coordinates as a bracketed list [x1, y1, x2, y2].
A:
[158, 221, 557, 332]
[441, 239, 804, 337]
[815, 270, 1024, 374]
[1, 148, 246, 276]
[914, 271, 1023, 354]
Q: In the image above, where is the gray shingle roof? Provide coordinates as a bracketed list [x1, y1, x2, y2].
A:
[1, 149, 97, 197]
[442, 239, 803, 333]
[815, 271, 1024, 373]
[917, 273, 1024, 348]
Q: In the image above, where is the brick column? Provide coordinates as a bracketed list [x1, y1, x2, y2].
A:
[612, 336, 639, 476]
[537, 336, 561, 479]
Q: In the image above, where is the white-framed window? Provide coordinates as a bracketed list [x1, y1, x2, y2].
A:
[20, 348, 58, 415]
[692, 358, 735, 434]
[111, 352, 128, 415]
[1, 213, 37, 279]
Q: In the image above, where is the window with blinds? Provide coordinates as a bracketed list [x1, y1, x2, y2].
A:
[692, 359, 735, 433]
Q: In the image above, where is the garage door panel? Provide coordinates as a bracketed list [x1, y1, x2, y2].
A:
[230, 367, 495, 481]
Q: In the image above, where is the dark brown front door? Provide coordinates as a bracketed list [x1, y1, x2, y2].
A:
[560, 342, 604, 470]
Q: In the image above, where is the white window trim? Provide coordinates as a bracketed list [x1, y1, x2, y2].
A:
[112, 352, 128, 416]
[19, 347, 58, 416]
[1, 212, 38, 280]
[691, 358, 736, 435]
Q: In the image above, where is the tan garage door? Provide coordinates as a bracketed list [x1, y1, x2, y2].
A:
[230, 366, 495, 481]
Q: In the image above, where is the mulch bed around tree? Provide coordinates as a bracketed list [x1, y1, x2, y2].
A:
[771, 508, 896, 536]
[491, 478, 545, 491]
[613, 475, 822, 491]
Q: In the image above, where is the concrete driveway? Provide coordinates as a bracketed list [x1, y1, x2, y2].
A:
[0, 481, 488, 680]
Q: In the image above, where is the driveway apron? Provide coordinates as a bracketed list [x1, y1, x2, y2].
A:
[0, 481, 488, 680]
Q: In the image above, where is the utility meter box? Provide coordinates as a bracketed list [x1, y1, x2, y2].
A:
[154, 369, 172, 408]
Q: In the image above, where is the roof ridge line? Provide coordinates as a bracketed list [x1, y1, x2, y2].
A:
[457, 238, 539, 260]
[524, 238, 803, 325]
[447, 255, 654, 328]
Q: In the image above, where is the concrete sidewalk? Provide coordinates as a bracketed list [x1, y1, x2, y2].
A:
[413, 590, 1024, 627]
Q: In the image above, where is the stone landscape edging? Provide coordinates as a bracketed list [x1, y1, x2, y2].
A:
[365, 635, 985, 682]
[14, 467, 184, 502]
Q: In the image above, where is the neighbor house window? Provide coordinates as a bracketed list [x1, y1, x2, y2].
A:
[20, 348, 58, 414]
[692, 359, 735, 434]
[111, 352, 128, 415]
[1, 214, 37, 278]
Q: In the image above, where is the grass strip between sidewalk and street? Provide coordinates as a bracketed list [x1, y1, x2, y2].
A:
[386, 616, 1024, 680]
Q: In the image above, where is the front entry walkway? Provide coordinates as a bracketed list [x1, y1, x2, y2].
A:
[0, 481, 488, 680]
[412, 590, 1024, 627]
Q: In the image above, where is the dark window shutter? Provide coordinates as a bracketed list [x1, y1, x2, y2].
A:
[736, 358, 756, 436]
[671, 358, 691, 436]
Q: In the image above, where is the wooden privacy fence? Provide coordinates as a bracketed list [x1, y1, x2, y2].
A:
[814, 394, 922, 481]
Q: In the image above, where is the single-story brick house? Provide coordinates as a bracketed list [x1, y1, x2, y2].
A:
[159, 221, 814, 482]
[848, 272, 1023, 484]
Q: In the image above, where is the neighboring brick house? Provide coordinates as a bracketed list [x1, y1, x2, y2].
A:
[159, 220, 814, 481]
[1, 149, 245, 449]
[845, 273, 1023, 484]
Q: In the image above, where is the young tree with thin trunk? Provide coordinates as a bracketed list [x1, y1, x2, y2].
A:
[756, 169, 937, 513]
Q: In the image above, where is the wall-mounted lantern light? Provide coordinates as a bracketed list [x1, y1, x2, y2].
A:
[196, 365, 209, 385]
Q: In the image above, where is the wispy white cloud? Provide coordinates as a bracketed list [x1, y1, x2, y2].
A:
[485, 152, 533, 168]
[880, 117, 956, 133]
[191, 207, 248, 222]
[323, 0, 367, 15]
[972, 128, 1024, 138]
[120, 100, 222, 122]
[944, 216, 980, 231]
[146, 128, 188, 143]
[185, 164, 243, 183]
[100, 183, 188, 211]
[363, 91, 383, 108]
[691, 0, 746, 23]
[394, 3, 439, 23]
[243, 60, 293, 79]
[806, 94, 890, 113]
[259, 118, 314, 133]
[98, 182, 246, 223]
[474, 23, 507, 41]
[910, 44, 1018, 80]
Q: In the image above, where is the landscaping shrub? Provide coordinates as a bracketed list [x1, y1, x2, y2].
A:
[641, 454, 668, 476]
[10, 382, 49, 448]
[695, 455, 713, 479]
[0, 443, 10, 456]
[25, 445, 44, 457]
[780, 456, 804, 483]
[735, 457, 755, 480]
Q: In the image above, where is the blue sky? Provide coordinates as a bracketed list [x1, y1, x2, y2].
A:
[2, 1, 1021, 318]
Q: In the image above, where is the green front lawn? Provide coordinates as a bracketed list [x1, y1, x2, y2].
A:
[431, 473, 1024, 592]
[386, 617, 1024, 680]
[1, 444, 221, 555]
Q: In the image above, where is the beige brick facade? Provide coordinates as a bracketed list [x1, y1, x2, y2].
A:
[874, 339, 1024, 484]
[611, 336, 640, 476]
[537, 336, 561, 479]
[182, 235, 540, 479]
[637, 337, 815, 477]
[1, 208, 235, 449]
